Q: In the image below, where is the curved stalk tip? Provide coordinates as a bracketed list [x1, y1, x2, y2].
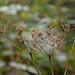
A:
[64, 39, 75, 75]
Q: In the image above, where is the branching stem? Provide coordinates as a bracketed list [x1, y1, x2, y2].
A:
[3, 34, 40, 75]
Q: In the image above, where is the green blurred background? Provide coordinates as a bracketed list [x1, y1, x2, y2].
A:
[0, 0, 75, 75]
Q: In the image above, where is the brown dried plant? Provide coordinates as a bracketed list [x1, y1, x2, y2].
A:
[1, 19, 74, 75]
[0, 24, 7, 34]
[14, 19, 70, 75]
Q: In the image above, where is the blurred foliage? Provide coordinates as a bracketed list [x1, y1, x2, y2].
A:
[0, 0, 75, 75]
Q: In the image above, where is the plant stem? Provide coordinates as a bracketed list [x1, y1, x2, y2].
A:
[49, 55, 54, 75]
[64, 39, 75, 75]
[23, 42, 41, 75]
[3, 34, 41, 75]
[30, 52, 41, 75]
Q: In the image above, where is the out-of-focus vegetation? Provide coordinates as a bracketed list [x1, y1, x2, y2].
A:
[0, 0, 75, 75]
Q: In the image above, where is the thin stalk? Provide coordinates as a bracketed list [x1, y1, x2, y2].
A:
[3, 34, 40, 75]
[64, 39, 75, 75]
[23, 42, 41, 75]
[3, 34, 24, 51]
[30, 53, 41, 75]
[49, 55, 54, 75]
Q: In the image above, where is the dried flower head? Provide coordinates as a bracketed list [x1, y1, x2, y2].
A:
[17, 19, 70, 55]
[0, 24, 7, 34]
[58, 20, 70, 32]
[15, 22, 27, 35]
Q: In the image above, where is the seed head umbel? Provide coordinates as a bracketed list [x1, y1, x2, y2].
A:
[16, 19, 70, 55]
